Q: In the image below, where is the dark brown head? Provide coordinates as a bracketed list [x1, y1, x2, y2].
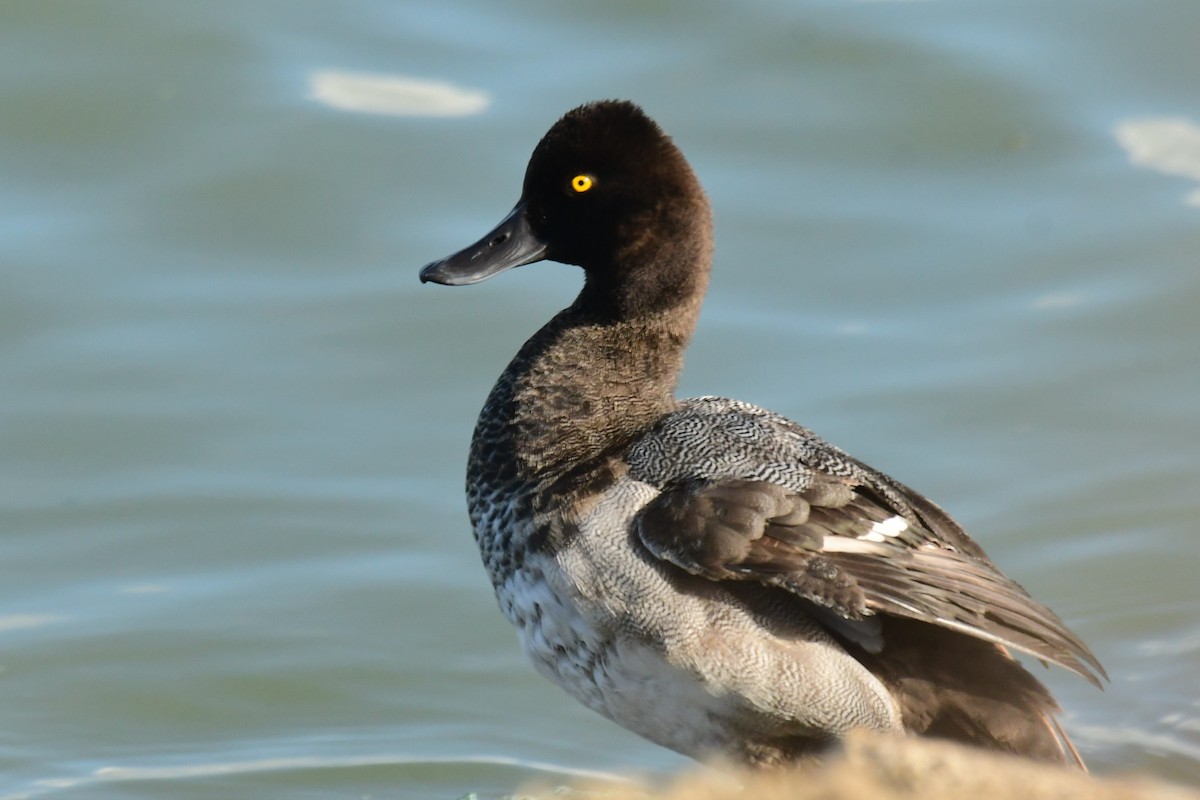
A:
[420, 101, 713, 319]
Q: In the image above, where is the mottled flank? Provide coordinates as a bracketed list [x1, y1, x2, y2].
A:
[420, 100, 1104, 768]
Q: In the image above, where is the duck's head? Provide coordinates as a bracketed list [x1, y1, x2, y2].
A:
[420, 100, 712, 317]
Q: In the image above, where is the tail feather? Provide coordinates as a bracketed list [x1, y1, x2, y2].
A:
[853, 617, 1086, 768]
[1050, 715, 1087, 772]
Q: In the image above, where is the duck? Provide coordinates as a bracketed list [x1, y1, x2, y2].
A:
[419, 100, 1105, 768]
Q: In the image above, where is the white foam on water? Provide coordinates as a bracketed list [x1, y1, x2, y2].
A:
[308, 71, 490, 117]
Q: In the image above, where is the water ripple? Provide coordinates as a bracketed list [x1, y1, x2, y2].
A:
[0, 753, 631, 800]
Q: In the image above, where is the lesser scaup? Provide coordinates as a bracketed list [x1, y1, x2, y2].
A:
[419, 100, 1104, 768]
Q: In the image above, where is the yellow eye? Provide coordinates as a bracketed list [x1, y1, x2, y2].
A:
[570, 174, 594, 193]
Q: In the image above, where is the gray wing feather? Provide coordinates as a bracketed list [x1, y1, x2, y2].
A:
[629, 397, 1106, 687]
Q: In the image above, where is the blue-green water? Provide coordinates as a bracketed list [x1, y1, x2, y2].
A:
[2, 1, 1199, 797]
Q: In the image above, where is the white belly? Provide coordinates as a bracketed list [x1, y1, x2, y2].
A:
[489, 479, 903, 759]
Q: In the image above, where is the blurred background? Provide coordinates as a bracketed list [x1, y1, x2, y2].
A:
[2, 1, 1198, 797]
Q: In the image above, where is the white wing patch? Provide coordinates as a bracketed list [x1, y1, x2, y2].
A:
[820, 537, 879, 554]
[857, 515, 909, 543]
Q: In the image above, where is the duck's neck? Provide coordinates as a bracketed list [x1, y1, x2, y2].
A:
[472, 256, 710, 487]
[471, 306, 693, 488]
